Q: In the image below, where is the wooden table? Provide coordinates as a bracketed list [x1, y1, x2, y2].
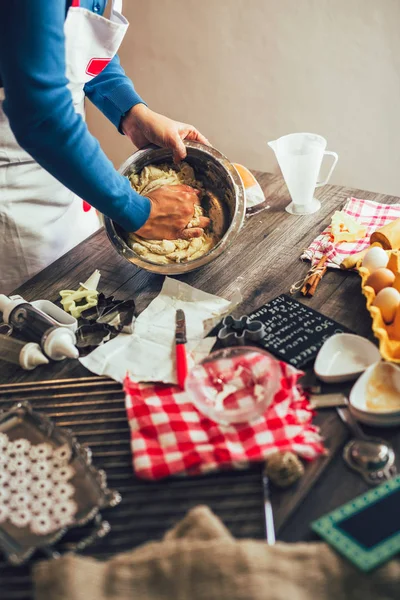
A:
[1, 173, 399, 599]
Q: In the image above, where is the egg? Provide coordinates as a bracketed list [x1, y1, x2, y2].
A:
[372, 287, 400, 324]
[362, 246, 389, 273]
[365, 268, 395, 293]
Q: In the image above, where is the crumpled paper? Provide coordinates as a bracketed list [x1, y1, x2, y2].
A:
[80, 278, 239, 384]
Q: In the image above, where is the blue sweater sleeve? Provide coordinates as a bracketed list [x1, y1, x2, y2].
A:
[0, 1, 150, 232]
[84, 54, 145, 131]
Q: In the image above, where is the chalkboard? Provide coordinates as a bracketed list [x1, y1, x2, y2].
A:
[247, 294, 351, 369]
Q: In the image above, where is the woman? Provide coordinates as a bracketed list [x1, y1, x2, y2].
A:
[0, 1, 210, 293]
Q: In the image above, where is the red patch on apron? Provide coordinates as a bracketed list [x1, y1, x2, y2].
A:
[82, 201, 92, 212]
[85, 58, 112, 77]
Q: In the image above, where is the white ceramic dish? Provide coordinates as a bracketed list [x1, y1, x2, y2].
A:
[349, 361, 400, 427]
[349, 405, 400, 427]
[314, 333, 381, 384]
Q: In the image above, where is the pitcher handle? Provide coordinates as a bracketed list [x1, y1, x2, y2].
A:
[315, 151, 338, 187]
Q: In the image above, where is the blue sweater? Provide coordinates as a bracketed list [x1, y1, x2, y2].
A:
[0, 0, 151, 231]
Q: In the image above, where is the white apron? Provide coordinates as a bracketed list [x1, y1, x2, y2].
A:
[0, 0, 129, 294]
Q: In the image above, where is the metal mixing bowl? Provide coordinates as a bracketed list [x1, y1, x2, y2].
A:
[103, 141, 246, 275]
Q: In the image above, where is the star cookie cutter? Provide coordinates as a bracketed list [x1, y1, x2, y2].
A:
[217, 315, 266, 346]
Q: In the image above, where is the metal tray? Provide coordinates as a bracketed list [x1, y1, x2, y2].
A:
[0, 402, 121, 565]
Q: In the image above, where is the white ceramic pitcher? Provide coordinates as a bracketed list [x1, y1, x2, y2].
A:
[268, 133, 338, 215]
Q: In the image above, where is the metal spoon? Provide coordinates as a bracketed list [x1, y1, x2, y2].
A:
[337, 406, 397, 485]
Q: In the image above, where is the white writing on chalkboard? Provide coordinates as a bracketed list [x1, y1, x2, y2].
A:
[247, 294, 349, 369]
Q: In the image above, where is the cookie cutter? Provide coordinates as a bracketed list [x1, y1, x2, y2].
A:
[59, 270, 101, 319]
[59, 289, 99, 319]
[217, 315, 266, 346]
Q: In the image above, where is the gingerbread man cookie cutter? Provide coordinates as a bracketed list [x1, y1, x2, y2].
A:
[217, 315, 266, 346]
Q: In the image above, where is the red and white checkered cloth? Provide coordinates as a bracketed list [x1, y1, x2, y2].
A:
[124, 359, 325, 481]
[302, 198, 400, 269]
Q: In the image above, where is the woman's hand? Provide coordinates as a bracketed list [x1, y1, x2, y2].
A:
[135, 184, 210, 240]
[121, 104, 211, 163]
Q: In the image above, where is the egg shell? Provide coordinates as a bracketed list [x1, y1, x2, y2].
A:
[362, 247, 389, 273]
[372, 287, 400, 324]
[365, 268, 395, 294]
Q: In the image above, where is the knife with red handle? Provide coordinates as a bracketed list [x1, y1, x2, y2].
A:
[175, 309, 188, 389]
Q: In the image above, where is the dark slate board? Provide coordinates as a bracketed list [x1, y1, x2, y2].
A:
[248, 294, 351, 369]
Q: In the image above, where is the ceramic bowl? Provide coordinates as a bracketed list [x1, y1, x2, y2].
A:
[314, 333, 381, 384]
[349, 361, 400, 427]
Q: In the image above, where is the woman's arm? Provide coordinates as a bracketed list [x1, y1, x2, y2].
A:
[84, 54, 145, 131]
[0, 1, 150, 232]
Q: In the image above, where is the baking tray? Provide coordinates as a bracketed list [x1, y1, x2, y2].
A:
[0, 402, 121, 565]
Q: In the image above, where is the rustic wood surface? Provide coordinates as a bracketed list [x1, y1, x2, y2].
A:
[1, 173, 400, 599]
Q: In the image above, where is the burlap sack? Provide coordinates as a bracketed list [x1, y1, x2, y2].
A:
[33, 506, 400, 600]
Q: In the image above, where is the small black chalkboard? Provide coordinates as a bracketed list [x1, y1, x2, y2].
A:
[248, 294, 351, 369]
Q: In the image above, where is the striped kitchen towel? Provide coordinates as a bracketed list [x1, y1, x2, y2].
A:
[302, 198, 400, 269]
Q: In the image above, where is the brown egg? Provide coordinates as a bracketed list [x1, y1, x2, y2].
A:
[365, 268, 395, 293]
[372, 287, 400, 323]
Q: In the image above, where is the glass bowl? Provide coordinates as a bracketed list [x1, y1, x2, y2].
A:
[185, 346, 281, 425]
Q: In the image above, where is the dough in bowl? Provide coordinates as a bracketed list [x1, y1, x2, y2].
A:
[127, 163, 217, 265]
